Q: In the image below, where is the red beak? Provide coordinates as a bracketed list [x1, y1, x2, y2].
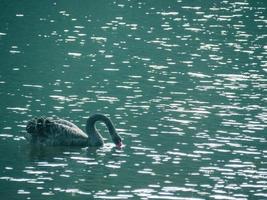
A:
[116, 142, 123, 149]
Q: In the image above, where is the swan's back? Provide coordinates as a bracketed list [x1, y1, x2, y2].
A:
[26, 117, 88, 146]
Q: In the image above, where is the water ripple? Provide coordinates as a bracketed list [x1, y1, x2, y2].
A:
[0, 0, 267, 199]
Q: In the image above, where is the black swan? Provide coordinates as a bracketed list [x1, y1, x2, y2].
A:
[25, 113, 122, 148]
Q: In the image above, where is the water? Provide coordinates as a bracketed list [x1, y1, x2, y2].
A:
[0, 0, 267, 199]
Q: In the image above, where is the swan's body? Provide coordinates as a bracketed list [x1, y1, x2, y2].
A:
[26, 114, 122, 147]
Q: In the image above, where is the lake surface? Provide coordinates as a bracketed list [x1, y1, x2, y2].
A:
[0, 0, 267, 199]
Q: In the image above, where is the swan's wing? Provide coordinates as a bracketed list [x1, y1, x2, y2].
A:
[47, 123, 88, 146]
[26, 117, 88, 146]
[54, 118, 80, 129]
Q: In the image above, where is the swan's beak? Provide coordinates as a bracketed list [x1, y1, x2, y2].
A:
[116, 141, 123, 149]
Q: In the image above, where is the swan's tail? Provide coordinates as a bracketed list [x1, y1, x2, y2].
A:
[26, 117, 53, 136]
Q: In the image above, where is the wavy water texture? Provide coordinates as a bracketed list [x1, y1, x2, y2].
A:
[0, 0, 266, 200]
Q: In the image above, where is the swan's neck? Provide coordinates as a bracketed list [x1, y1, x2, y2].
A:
[86, 114, 121, 147]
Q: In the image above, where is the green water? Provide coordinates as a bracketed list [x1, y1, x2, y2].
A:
[1, 0, 267, 199]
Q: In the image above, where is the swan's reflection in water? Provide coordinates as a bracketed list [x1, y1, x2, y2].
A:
[15, 143, 124, 197]
[26, 143, 123, 162]
[26, 144, 82, 161]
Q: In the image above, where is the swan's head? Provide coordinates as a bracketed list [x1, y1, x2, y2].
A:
[112, 134, 123, 148]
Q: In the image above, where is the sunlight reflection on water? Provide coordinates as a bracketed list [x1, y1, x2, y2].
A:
[0, 0, 267, 199]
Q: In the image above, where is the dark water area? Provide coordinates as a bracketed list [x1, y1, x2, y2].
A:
[0, 0, 267, 199]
